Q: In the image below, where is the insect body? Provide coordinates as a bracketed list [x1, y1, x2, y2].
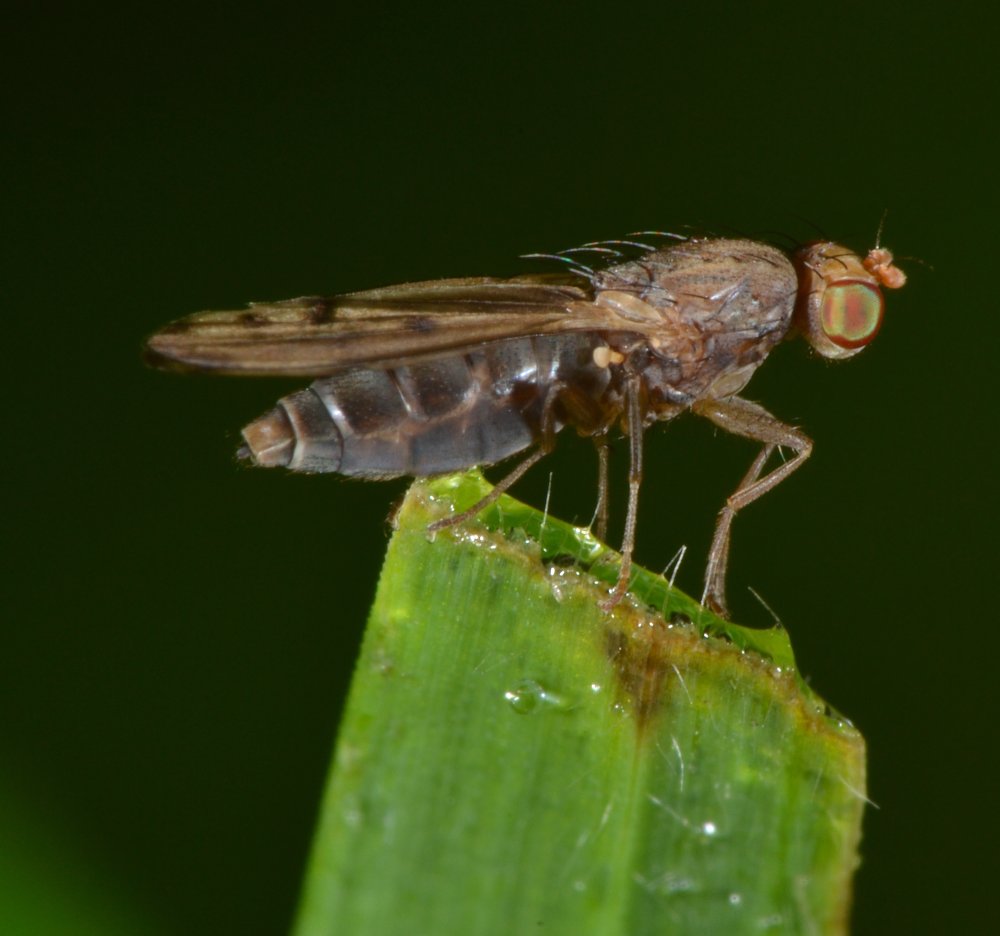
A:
[146, 235, 905, 615]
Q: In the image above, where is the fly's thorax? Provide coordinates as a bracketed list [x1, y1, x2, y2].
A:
[587, 239, 802, 410]
[596, 239, 797, 353]
[598, 239, 796, 318]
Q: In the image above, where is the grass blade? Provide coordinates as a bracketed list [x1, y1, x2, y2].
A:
[293, 472, 866, 935]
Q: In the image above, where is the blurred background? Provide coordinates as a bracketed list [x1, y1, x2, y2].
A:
[4, 3, 996, 933]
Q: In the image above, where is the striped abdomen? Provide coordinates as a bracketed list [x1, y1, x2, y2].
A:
[239, 335, 612, 477]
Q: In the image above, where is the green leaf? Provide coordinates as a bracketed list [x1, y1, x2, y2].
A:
[293, 471, 866, 936]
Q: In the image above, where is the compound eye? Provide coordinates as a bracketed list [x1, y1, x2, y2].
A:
[821, 281, 883, 349]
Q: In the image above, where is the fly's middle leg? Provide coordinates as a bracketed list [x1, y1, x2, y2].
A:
[692, 396, 813, 618]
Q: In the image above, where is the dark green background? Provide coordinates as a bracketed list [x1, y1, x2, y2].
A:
[5, 4, 995, 934]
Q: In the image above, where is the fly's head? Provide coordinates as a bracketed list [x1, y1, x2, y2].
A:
[792, 241, 906, 360]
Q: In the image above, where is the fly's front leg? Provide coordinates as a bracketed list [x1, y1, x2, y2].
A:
[600, 376, 643, 611]
[701, 443, 773, 615]
[692, 396, 813, 618]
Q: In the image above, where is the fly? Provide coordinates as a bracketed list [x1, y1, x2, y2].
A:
[145, 231, 906, 615]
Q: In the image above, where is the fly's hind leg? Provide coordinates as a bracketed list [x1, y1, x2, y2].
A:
[425, 447, 548, 533]
[692, 396, 813, 618]
[426, 382, 566, 534]
[599, 376, 643, 611]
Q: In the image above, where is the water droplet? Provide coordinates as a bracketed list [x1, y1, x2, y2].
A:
[547, 570, 568, 603]
[701, 820, 717, 836]
[728, 892, 742, 906]
[504, 679, 572, 714]
[665, 875, 697, 894]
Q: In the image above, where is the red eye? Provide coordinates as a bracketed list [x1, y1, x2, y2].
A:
[820, 281, 883, 349]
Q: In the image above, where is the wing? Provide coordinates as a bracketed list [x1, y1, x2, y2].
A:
[145, 275, 601, 376]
